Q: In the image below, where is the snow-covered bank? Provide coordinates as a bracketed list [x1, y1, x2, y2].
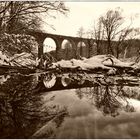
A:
[10, 52, 36, 68]
[52, 55, 133, 71]
[0, 52, 138, 72]
[0, 51, 36, 68]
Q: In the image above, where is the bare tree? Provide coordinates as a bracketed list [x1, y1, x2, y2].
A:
[0, 1, 69, 33]
[77, 26, 85, 38]
[98, 8, 140, 58]
[92, 19, 105, 55]
[77, 27, 85, 58]
[100, 8, 124, 55]
[115, 28, 132, 58]
[121, 28, 140, 59]
[109, 13, 140, 59]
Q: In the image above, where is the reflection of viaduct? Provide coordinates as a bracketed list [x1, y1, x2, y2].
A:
[27, 30, 97, 60]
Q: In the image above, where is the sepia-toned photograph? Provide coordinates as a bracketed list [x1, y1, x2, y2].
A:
[1, 0, 140, 139]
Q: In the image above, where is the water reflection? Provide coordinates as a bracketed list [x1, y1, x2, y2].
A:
[1, 73, 140, 138]
[0, 74, 68, 138]
[0, 75, 10, 84]
[76, 85, 135, 117]
[39, 85, 140, 138]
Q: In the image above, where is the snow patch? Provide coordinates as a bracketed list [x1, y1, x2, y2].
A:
[52, 55, 133, 71]
[10, 52, 36, 67]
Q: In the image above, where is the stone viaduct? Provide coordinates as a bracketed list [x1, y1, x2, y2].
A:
[27, 30, 97, 60]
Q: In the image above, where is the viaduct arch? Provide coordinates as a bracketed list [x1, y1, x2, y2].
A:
[27, 30, 97, 60]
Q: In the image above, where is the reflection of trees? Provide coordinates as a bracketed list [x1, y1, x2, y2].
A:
[32, 105, 68, 138]
[94, 86, 121, 117]
[76, 85, 135, 117]
[0, 74, 68, 138]
[75, 88, 83, 99]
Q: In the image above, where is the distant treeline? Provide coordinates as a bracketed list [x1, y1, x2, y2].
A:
[47, 39, 140, 60]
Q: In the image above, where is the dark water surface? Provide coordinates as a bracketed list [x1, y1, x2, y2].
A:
[1, 74, 140, 139]
[33, 88, 140, 139]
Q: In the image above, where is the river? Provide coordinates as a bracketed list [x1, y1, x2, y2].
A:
[32, 87, 140, 139]
[1, 74, 140, 138]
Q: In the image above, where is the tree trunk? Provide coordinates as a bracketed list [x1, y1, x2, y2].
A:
[108, 39, 114, 55]
[7, 2, 18, 33]
[123, 46, 128, 59]
[96, 41, 100, 55]
[116, 45, 119, 59]
[107, 39, 111, 54]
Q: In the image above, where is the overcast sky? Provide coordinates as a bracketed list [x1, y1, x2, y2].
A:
[42, 2, 140, 37]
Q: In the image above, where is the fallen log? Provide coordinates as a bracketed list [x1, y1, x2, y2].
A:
[0, 64, 35, 75]
[104, 64, 134, 69]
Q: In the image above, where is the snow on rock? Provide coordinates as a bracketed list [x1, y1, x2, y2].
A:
[52, 59, 103, 70]
[85, 55, 132, 68]
[0, 51, 10, 65]
[0, 51, 36, 68]
[10, 52, 36, 68]
[52, 55, 133, 71]
[0, 51, 136, 72]
[84, 55, 112, 69]
[71, 59, 93, 70]
[52, 59, 75, 68]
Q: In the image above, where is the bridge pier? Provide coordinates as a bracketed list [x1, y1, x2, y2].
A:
[27, 30, 96, 60]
